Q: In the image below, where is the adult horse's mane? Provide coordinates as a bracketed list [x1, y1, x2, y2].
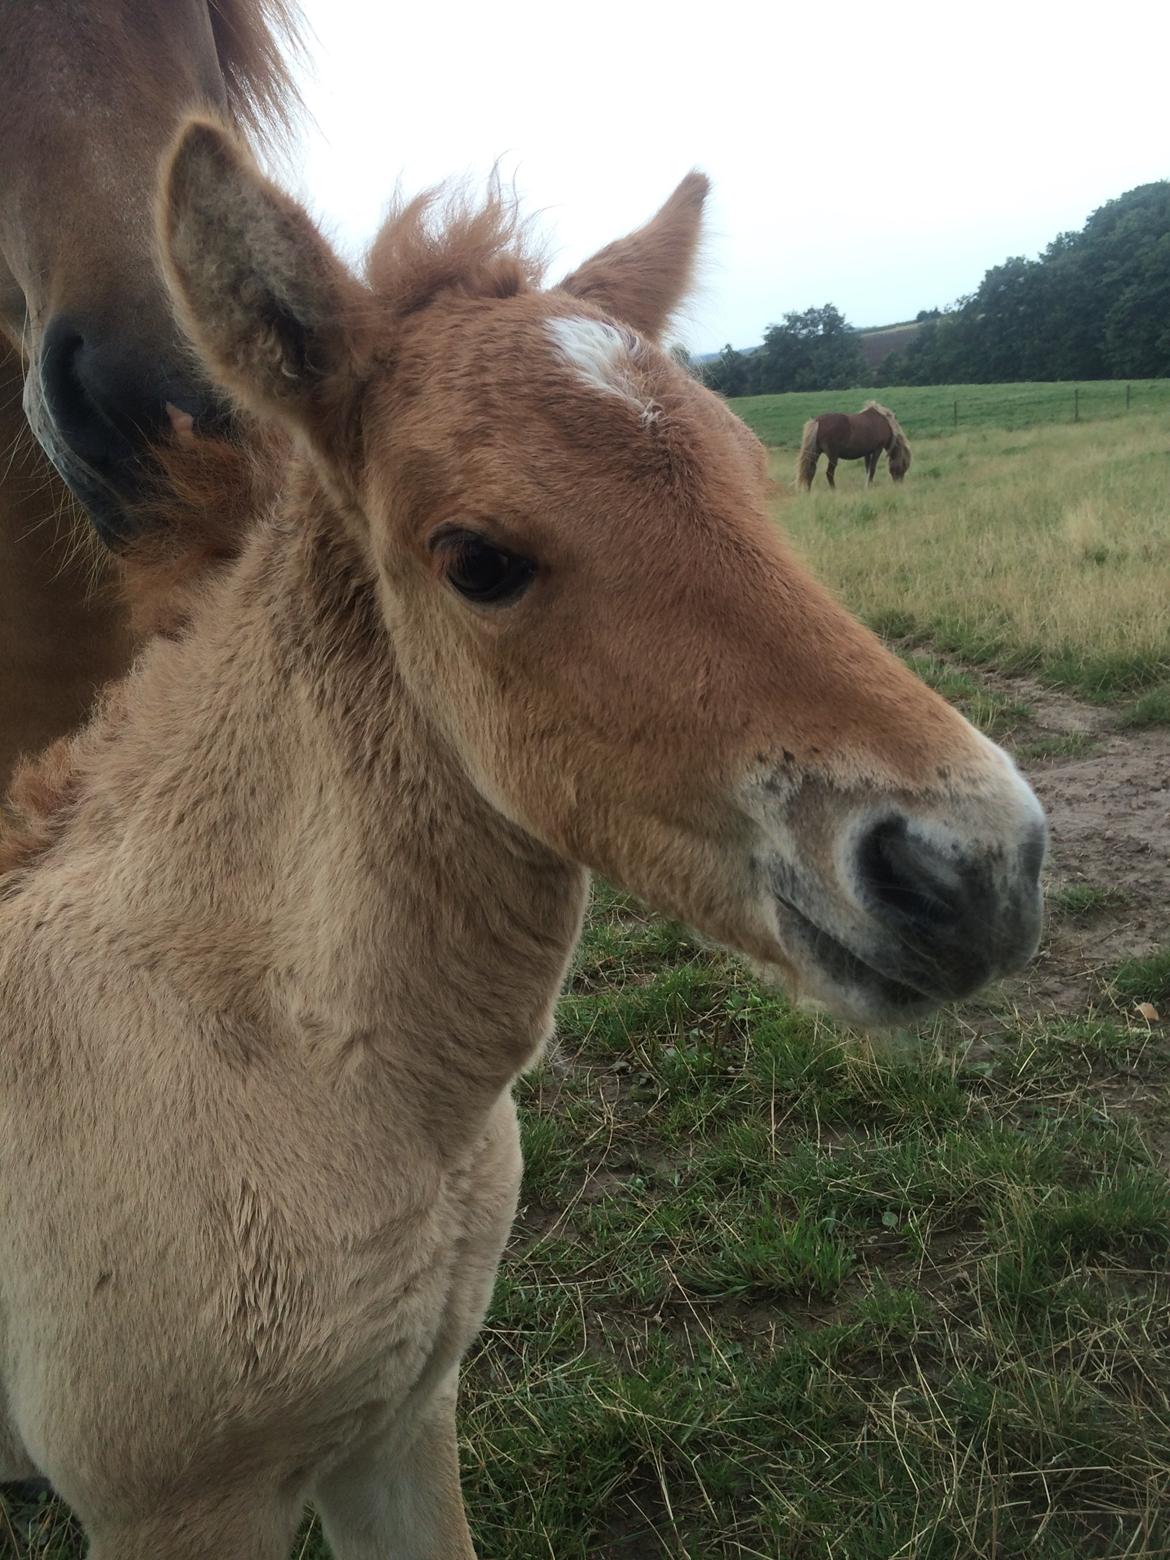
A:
[210, 0, 306, 141]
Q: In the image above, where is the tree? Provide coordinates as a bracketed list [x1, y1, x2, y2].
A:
[752, 304, 866, 393]
[700, 344, 754, 398]
[883, 180, 1170, 384]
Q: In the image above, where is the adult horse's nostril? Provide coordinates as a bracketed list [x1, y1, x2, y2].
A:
[39, 314, 230, 475]
[36, 314, 234, 545]
[40, 324, 101, 464]
[40, 315, 160, 473]
[857, 816, 964, 932]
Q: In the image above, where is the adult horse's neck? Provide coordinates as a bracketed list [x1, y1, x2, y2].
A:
[70, 473, 588, 1151]
[0, 342, 133, 790]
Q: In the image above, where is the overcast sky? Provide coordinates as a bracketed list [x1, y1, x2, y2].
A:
[292, 0, 1170, 355]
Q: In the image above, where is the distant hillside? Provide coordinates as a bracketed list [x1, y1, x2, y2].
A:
[857, 321, 921, 372]
[697, 323, 920, 372]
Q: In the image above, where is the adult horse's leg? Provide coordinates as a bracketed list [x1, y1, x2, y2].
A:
[826, 457, 838, 490]
[865, 451, 878, 485]
[0, 343, 132, 790]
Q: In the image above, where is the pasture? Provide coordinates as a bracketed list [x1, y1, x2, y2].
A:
[731, 378, 1170, 447]
[6, 417, 1170, 1559]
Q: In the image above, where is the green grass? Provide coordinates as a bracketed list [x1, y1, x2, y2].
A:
[7, 402, 1168, 1559]
[7, 893, 1169, 1559]
[730, 378, 1170, 447]
[1015, 731, 1099, 762]
[1112, 947, 1170, 1007]
[462, 892, 1170, 1558]
[900, 653, 1032, 740]
[1046, 882, 1125, 921]
[1118, 683, 1170, 728]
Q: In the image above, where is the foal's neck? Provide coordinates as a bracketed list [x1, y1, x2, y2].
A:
[104, 477, 588, 1148]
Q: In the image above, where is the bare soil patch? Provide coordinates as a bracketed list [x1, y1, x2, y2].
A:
[979, 669, 1169, 1018]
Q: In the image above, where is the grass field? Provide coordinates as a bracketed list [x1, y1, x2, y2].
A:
[730, 379, 1170, 447]
[5, 410, 1170, 1560]
[775, 412, 1170, 711]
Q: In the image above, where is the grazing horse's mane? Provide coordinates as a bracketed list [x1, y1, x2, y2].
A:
[862, 399, 912, 478]
[209, 0, 305, 141]
[861, 399, 906, 444]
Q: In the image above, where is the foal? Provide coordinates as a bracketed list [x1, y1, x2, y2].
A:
[0, 123, 1045, 1558]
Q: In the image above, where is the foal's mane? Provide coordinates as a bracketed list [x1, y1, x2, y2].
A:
[209, 0, 305, 142]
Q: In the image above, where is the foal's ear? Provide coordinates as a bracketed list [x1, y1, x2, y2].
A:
[160, 120, 362, 456]
[559, 172, 709, 340]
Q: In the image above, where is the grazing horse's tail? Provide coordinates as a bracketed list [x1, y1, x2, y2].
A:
[796, 418, 820, 490]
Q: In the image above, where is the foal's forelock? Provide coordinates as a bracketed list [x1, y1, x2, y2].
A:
[547, 317, 657, 423]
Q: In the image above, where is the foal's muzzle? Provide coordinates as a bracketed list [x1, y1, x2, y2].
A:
[757, 753, 1047, 1024]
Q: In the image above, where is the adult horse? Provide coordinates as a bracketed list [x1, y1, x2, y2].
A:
[0, 121, 1045, 1558]
[796, 399, 911, 490]
[0, 0, 301, 788]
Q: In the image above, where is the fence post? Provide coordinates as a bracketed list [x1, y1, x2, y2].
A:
[953, 398, 958, 430]
[1126, 382, 1131, 411]
[1074, 387, 1079, 423]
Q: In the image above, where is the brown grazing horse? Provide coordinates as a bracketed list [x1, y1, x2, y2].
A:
[797, 399, 912, 490]
[0, 0, 300, 790]
[0, 122, 1046, 1558]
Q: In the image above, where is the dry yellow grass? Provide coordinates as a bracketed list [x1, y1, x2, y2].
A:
[773, 413, 1170, 697]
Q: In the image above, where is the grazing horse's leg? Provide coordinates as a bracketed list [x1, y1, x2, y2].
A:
[865, 451, 878, 485]
[826, 457, 838, 490]
[315, 1380, 476, 1560]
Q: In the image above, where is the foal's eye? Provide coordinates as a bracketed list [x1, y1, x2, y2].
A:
[433, 530, 536, 606]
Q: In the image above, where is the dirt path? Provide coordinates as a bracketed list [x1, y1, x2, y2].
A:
[978, 670, 1168, 1018]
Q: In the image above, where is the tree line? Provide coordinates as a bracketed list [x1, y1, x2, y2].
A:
[698, 182, 1170, 396]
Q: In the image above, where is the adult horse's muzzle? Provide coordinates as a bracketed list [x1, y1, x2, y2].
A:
[31, 313, 230, 547]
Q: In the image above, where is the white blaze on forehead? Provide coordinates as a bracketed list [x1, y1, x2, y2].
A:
[547, 316, 653, 417]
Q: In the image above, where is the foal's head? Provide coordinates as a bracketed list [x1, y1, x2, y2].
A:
[160, 123, 1045, 1026]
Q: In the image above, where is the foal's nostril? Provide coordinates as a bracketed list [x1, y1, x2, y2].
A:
[857, 816, 963, 931]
